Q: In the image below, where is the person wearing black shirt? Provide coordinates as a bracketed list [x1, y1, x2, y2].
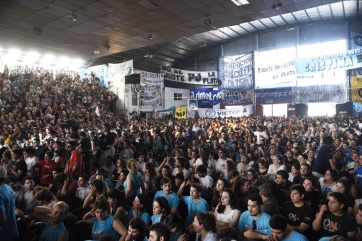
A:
[312, 192, 356, 240]
[312, 136, 333, 178]
[303, 177, 322, 213]
[281, 184, 315, 240]
[293, 163, 315, 185]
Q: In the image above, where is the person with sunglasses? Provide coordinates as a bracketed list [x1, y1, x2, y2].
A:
[237, 193, 272, 240]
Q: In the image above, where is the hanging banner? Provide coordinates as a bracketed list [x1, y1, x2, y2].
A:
[295, 48, 362, 74]
[189, 88, 223, 106]
[79, 64, 108, 87]
[108, 60, 133, 89]
[218, 53, 253, 90]
[292, 85, 346, 104]
[255, 87, 292, 103]
[139, 71, 164, 108]
[222, 89, 254, 105]
[351, 76, 362, 102]
[161, 66, 217, 85]
[175, 106, 187, 119]
[353, 102, 362, 117]
[198, 105, 253, 118]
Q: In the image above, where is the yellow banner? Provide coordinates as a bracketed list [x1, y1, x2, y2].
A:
[175, 106, 187, 119]
[351, 76, 362, 102]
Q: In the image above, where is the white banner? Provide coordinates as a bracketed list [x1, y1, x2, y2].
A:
[161, 66, 217, 85]
[198, 105, 253, 118]
[292, 85, 346, 104]
[139, 70, 164, 108]
[295, 48, 362, 74]
[108, 60, 133, 89]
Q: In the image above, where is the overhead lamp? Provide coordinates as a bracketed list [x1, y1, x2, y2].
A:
[203, 17, 213, 26]
[147, 33, 154, 40]
[103, 44, 110, 51]
[230, 0, 249, 6]
[67, 11, 77, 21]
[33, 27, 43, 36]
[93, 46, 100, 55]
[271, 0, 283, 9]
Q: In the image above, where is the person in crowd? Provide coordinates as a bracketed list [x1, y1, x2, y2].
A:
[83, 179, 107, 210]
[318, 168, 338, 198]
[102, 156, 115, 180]
[65, 141, 82, 179]
[259, 183, 279, 217]
[312, 136, 334, 178]
[247, 169, 264, 188]
[267, 155, 286, 180]
[112, 158, 125, 181]
[22, 175, 38, 214]
[178, 181, 209, 227]
[148, 222, 171, 241]
[237, 193, 272, 240]
[166, 213, 184, 241]
[281, 184, 315, 239]
[143, 162, 157, 198]
[128, 194, 151, 226]
[215, 148, 232, 179]
[107, 189, 128, 225]
[125, 217, 148, 241]
[172, 157, 190, 180]
[214, 188, 241, 229]
[6, 147, 27, 182]
[0, 166, 19, 241]
[268, 214, 308, 241]
[237, 177, 259, 212]
[191, 212, 218, 241]
[38, 201, 69, 241]
[293, 163, 313, 185]
[124, 159, 144, 204]
[154, 177, 179, 214]
[151, 196, 170, 224]
[23, 147, 39, 176]
[303, 177, 322, 213]
[32, 151, 57, 186]
[312, 192, 356, 240]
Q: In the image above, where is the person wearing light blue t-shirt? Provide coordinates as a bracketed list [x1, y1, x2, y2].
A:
[237, 194, 272, 240]
[269, 214, 308, 241]
[178, 181, 209, 227]
[154, 178, 179, 214]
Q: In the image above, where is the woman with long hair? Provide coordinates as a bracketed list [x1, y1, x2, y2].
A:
[214, 188, 240, 229]
[129, 194, 151, 226]
[211, 178, 229, 210]
[151, 196, 171, 224]
[335, 179, 354, 215]
[107, 189, 128, 225]
[318, 168, 338, 198]
[191, 212, 218, 241]
[266, 154, 286, 180]
[124, 159, 145, 204]
[111, 158, 125, 181]
[143, 162, 157, 198]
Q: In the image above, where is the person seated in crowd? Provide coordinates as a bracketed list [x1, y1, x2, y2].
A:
[303, 177, 322, 213]
[281, 184, 315, 239]
[214, 188, 241, 229]
[148, 222, 171, 241]
[312, 192, 356, 240]
[125, 217, 148, 241]
[268, 214, 308, 241]
[259, 183, 279, 217]
[151, 196, 170, 224]
[32, 151, 57, 186]
[275, 170, 293, 201]
[236, 177, 259, 212]
[38, 201, 69, 241]
[128, 194, 151, 227]
[154, 177, 179, 214]
[237, 193, 272, 240]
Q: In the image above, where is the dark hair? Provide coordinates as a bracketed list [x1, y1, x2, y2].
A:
[292, 163, 300, 171]
[218, 227, 238, 240]
[166, 213, 184, 232]
[247, 169, 257, 176]
[269, 214, 288, 230]
[135, 194, 150, 213]
[237, 177, 249, 188]
[149, 222, 171, 241]
[247, 194, 263, 206]
[195, 212, 216, 233]
[304, 177, 316, 187]
[160, 178, 172, 186]
[129, 217, 147, 238]
[35, 189, 53, 202]
[336, 179, 350, 196]
[190, 183, 203, 193]
[79, 174, 90, 182]
[94, 198, 109, 211]
[276, 170, 288, 180]
[328, 192, 346, 206]
[290, 184, 306, 196]
[300, 163, 310, 171]
[196, 165, 207, 174]
[68, 141, 77, 147]
[217, 188, 238, 214]
[108, 189, 125, 208]
[326, 168, 338, 182]
[323, 136, 334, 145]
[154, 197, 171, 219]
[44, 150, 54, 158]
[53, 165, 64, 173]
[24, 147, 35, 155]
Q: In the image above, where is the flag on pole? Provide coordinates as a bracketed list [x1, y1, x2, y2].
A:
[95, 105, 100, 117]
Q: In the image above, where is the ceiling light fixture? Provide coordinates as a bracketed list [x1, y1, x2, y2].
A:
[103, 44, 110, 51]
[203, 17, 213, 26]
[271, 0, 283, 9]
[93, 46, 100, 55]
[67, 11, 77, 21]
[230, 0, 249, 6]
[147, 33, 154, 40]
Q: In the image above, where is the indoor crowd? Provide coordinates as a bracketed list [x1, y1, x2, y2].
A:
[0, 65, 362, 241]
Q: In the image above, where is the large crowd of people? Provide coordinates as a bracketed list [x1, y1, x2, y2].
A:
[1, 65, 362, 241]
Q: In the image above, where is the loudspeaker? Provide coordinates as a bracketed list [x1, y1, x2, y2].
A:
[295, 104, 308, 116]
[336, 102, 353, 116]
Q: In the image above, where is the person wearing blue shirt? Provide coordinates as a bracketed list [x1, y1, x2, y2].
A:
[154, 178, 179, 214]
[39, 201, 69, 241]
[125, 217, 148, 241]
[124, 160, 145, 204]
[269, 214, 308, 241]
[237, 194, 272, 240]
[178, 181, 209, 227]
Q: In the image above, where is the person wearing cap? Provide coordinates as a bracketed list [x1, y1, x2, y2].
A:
[0, 166, 19, 241]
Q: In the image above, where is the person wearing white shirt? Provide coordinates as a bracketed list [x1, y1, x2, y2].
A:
[172, 157, 190, 180]
[215, 148, 232, 179]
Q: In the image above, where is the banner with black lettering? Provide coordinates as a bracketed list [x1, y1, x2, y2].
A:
[139, 71, 164, 108]
[221, 89, 254, 105]
[255, 87, 292, 104]
[218, 53, 253, 90]
[295, 48, 362, 74]
[189, 88, 223, 107]
[292, 85, 346, 104]
[351, 76, 362, 102]
[198, 105, 253, 118]
[161, 66, 217, 85]
[175, 106, 187, 119]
